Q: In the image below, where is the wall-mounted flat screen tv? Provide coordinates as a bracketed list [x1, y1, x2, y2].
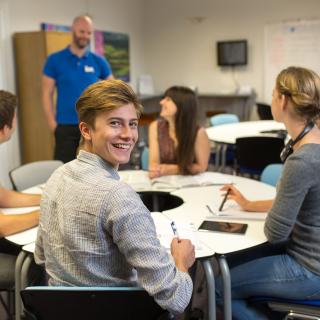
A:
[217, 40, 247, 66]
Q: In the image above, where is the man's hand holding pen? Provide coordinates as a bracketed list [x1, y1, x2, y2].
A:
[170, 221, 195, 272]
[171, 238, 195, 273]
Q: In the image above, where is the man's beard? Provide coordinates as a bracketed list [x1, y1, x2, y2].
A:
[73, 35, 90, 49]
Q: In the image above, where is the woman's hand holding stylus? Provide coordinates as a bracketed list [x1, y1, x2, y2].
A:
[220, 184, 250, 211]
[220, 184, 273, 212]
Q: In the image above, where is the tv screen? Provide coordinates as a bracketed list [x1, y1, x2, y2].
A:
[217, 40, 247, 66]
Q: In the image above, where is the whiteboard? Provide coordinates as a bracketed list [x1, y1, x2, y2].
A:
[264, 19, 320, 102]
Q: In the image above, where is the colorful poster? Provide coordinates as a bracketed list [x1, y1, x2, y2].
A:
[94, 31, 130, 82]
[41, 23, 70, 32]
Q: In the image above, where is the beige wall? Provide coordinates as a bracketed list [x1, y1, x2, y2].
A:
[143, 0, 320, 100]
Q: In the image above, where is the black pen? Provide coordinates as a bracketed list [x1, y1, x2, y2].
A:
[219, 188, 231, 211]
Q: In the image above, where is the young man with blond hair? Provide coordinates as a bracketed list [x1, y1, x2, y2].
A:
[36, 80, 195, 315]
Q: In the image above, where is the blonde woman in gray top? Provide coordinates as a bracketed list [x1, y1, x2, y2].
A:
[35, 80, 195, 315]
[217, 67, 320, 319]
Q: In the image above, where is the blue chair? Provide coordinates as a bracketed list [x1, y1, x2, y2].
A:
[141, 146, 149, 171]
[21, 286, 169, 320]
[209, 114, 239, 171]
[260, 164, 283, 186]
[209, 113, 239, 127]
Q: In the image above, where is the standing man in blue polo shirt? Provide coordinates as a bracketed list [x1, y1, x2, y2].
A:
[42, 15, 113, 163]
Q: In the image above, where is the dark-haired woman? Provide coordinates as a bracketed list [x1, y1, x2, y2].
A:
[148, 86, 210, 178]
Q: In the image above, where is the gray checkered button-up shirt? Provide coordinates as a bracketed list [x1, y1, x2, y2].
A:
[35, 150, 193, 314]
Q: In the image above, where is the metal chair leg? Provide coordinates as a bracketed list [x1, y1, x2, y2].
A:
[218, 256, 232, 320]
[15, 251, 27, 320]
[201, 259, 216, 320]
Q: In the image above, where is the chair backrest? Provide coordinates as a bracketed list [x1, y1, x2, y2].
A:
[9, 160, 63, 191]
[141, 146, 149, 171]
[235, 136, 284, 175]
[260, 164, 284, 187]
[210, 113, 239, 127]
[256, 103, 273, 120]
[21, 286, 167, 320]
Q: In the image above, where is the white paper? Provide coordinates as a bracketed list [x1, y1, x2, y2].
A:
[5, 227, 38, 245]
[138, 74, 155, 95]
[151, 212, 201, 249]
[151, 172, 232, 189]
[119, 170, 152, 191]
[1, 206, 39, 215]
[205, 202, 267, 221]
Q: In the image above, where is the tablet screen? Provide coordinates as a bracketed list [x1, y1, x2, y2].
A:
[198, 220, 248, 234]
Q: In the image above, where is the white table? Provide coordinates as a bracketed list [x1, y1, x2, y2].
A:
[118, 171, 275, 319]
[164, 175, 275, 319]
[6, 175, 276, 320]
[206, 120, 286, 170]
[2, 187, 40, 246]
[206, 120, 285, 144]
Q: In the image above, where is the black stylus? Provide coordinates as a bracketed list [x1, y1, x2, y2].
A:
[219, 188, 231, 211]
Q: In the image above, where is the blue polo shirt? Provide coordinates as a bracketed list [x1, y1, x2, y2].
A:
[43, 46, 112, 125]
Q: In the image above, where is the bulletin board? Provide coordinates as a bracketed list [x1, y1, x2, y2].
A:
[264, 19, 320, 101]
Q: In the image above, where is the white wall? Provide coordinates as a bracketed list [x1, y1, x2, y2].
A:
[0, 0, 145, 187]
[143, 0, 320, 99]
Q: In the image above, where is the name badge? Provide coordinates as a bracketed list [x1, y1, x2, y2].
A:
[84, 65, 95, 73]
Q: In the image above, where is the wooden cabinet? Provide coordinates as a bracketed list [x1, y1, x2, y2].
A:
[14, 31, 71, 163]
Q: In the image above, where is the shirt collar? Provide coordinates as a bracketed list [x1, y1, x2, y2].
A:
[77, 150, 120, 180]
[66, 46, 90, 59]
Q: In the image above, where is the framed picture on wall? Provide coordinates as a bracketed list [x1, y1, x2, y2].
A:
[94, 30, 130, 82]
